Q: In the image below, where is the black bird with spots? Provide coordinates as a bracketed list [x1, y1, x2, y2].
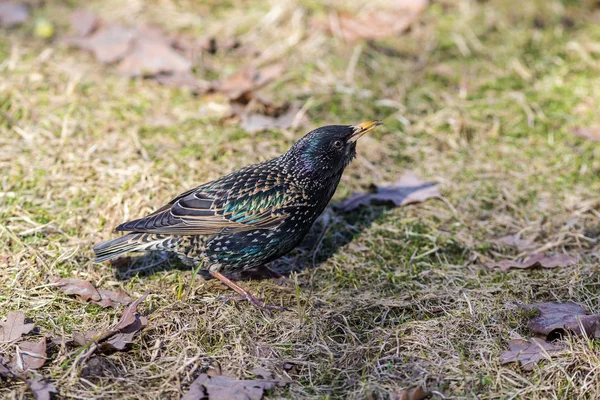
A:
[93, 121, 382, 311]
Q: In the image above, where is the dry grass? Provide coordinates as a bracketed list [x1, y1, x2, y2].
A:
[1, 0, 600, 398]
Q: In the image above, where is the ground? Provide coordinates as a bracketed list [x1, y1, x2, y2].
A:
[1, 0, 600, 399]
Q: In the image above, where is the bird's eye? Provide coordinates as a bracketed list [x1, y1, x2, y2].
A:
[333, 140, 343, 149]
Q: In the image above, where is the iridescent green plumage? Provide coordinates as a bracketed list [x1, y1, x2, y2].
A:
[93, 121, 381, 311]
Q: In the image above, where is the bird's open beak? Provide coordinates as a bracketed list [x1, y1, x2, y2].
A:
[348, 120, 382, 143]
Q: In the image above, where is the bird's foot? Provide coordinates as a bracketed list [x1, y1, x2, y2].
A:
[211, 271, 287, 315]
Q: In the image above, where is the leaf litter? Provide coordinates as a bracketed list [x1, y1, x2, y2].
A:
[50, 276, 133, 308]
[524, 302, 600, 340]
[390, 386, 432, 400]
[1, 294, 148, 397]
[0, 311, 34, 343]
[500, 302, 600, 370]
[339, 172, 440, 212]
[71, 292, 148, 352]
[0, 313, 55, 399]
[319, 0, 428, 42]
[500, 337, 562, 371]
[64, 9, 295, 132]
[182, 367, 286, 400]
[485, 253, 575, 271]
[26, 378, 57, 400]
[0, 1, 29, 28]
[11, 339, 47, 371]
[571, 126, 600, 141]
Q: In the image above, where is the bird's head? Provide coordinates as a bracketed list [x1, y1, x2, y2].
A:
[286, 121, 382, 179]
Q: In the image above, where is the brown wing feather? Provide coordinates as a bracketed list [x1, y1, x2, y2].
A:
[115, 162, 302, 235]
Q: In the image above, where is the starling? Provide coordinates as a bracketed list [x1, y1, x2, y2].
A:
[93, 121, 381, 311]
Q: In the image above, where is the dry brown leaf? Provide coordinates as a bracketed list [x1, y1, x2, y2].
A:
[0, 311, 34, 343]
[95, 288, 134, 308]
[241, 104, 300, 133]
[103, 313, 148, 351]
[70, 9, 99, 37]
[51, 276, 101, 302]
[182, 368, 284, 400]
[0, 2, 28, 28]
[12, 339, 47, 371]
[0, 356, 12, 378]
[51, 276, 133, 308]
[500, 337, 562, 371]
[175, 35, 240, 58]
[485, 253, 575, 271]
[154, 72, 211, 93]
[524, 302, 600, 340]
[324, 0, 428, 42]
[73, 293, 148, 352]
[391, 386, 431, 400]
[117, 36, 191, 77]
[340, 172, 440, 212]
[69, 24, 136, 64]
[27, 378, 57, 400]
[214, 64, 284, 101]
[572, 127, 600, 141]
[113, 293, 147, 330]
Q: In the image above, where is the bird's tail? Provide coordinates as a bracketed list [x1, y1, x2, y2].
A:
[93, 233, 177, 262]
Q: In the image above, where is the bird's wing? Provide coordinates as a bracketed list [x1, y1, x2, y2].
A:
[115, 165, 304, 235]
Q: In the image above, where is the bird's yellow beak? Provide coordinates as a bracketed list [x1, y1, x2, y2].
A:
[348, 120, 382, 143]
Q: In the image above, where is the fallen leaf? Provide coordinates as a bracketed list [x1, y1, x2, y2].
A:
[485, 253, 575, 271]
[340, 172, 440, 212]
[103, 313, 148, 351]
[322, 0, 428, 42]
[95, 288, 134, 308]
[70, 9, 99, 37]
[154, 72, 211, 93]
[0, 2, 28, 28]
[241, 104, 300, 133]
[72, 330, 100, 347]
[51, 276, 133, 308]
[391, 386, 431, 400]
[12, 339, 47, 371]
[0, 356, 12, 378]
[73, 293, 148, 352]
[27, 378, 57, 400]
[213, 64, 284, 101]
[117, 35, 191, 77]
[51, 277, 101, 302]
[571, 127, 600, 142]
[0, 311, 34, 343]
[113, 293, 147, 330]
[500, 337, 562, 370]
[182, 368, 284, 400]
[69, 24, 136, 64]
[524, 302, 600, 340]
[175, 35, 240, 57]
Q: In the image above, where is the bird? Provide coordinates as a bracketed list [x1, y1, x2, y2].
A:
[93, 121, 382, 312]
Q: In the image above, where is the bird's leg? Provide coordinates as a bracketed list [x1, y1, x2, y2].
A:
[210, 271, 286, 314]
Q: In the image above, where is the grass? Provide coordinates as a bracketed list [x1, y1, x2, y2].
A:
[1, 0, 599, 398]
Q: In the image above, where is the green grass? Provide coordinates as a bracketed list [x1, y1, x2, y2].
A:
[0, 0, 599, 399]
